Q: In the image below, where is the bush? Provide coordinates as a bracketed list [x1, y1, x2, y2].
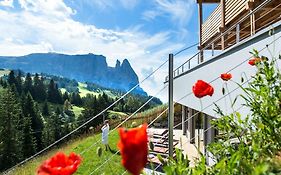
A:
[163, 50, 281, 174]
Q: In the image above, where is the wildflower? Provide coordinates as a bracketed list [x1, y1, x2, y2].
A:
[220, 73, 232, 81]
[37, 152, 82, 175]
[118, 124, 148, 175]
[192, 80, 214, 98]
[248, 57, 262, 66]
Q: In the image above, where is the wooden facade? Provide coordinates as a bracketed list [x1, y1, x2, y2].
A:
[198, 0, 281, 51]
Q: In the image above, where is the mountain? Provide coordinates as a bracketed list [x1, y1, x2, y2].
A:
[0, 53, 147, 95]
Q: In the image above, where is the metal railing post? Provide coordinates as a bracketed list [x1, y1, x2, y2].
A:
[168, 53, 174, 158]
[211, 43, 215, 56]
[236, 23, 240, 43]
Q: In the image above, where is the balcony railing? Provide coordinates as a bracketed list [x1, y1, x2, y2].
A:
[166, 0, 281, 82]
[202, 0, 248, 46]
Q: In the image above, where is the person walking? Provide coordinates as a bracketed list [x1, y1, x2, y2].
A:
[101, 120, 110, 151]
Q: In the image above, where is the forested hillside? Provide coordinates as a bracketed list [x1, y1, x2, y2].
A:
[0, 70, 162, 172]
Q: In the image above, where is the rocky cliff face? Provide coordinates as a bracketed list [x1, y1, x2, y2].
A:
[0, 53, 147, 95]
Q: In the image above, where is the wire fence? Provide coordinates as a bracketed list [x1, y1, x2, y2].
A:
[3, 2, 280, 173]
[95, 30, 281, 174]
[3, 40, 201, 174]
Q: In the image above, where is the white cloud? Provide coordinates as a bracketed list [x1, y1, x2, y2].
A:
[142, 10, 161, 21]
[143, 0, 194, 27]
[119, 0, 139, 10]
[18, 0, 75, 18]
[0, 0, 13, 7]
[81, 0, 139, 11]
[0, 0, 185, 101]
[86, 0, 114, 10]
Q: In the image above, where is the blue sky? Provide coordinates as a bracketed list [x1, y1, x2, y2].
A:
[0, 0, 217, 100]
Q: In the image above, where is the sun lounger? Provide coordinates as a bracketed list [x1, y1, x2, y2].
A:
[149, 144, 180, 157]
[152, 129, 168, 137]
[151, 140, 179, 148]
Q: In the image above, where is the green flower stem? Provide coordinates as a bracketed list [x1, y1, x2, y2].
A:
[198, 99, 203, 153]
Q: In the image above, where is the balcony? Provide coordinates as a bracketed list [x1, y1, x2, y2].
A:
[167, 19, 281, 118]
[200, 0, 281, 50]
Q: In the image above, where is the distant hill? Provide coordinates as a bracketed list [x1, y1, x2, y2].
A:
[0, 53, 147, 95]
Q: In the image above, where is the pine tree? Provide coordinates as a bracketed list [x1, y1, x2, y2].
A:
[33, 73, 40, 101]
[124, 96, 140, 113]
[53, 107, 63, 140]
[97, 94, 106, 112]
[23, 93, 44, 151]
[42, 101, 50, 117]
[70, 92, 82, 106]
[75, 93, 82, 106]
[70, 92, 75, 104]
[47, 79, 62, 104]
[47, 79, 56, 103]
[0, 77, 3, 87]
[0, 78, 7, 88]
[38, 76, 47, 101]
[15, 71, 23, 95]
[23, 73, 33, 95]
[81, 105, 102, 133]
[59, 112, 68, 137]
[33, 74, 47, 101]
[22, 113, 37, 158]
[0, 88, 23, 170]
[62, 91, 69, 102]
[42, 117, 55, 147]
[7, 70, 16, 86]
[57, 89, 63, 104]
[63, 99, 71, 112]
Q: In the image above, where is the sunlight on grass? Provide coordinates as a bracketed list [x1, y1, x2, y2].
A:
[0, 69, 10, 77]
[60, 88, 67, 94]
[103, 90, 117, 98]
[72, 106, 84, 118]
[11, 131, 130, 175]
[78, 82, 100, 97]
[108, 110, 128, 119]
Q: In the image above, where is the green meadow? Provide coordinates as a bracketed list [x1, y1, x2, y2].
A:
[11, 131, 130, 175]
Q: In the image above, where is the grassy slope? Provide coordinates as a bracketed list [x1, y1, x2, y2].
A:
[60, 88, 67, 94]
[108, 110, 128, 119]
[0, 69, 10, 77]
[78, 82, 99, 97]
[78, 83, 117, 99]
[72, 106, 84, 117]
[11, 131, 129, 175]
[10, 105, 167, 175]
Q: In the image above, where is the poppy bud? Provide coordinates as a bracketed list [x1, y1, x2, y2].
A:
[149, 142, 154, 150]
[97, 147, 102, 157]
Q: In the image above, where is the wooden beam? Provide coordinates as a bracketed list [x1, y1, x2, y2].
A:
[221, 0, 225, 28]
[261, 7, 281, 11]
[247, 0, 256, 35]
[221, 0, 226, 50]
[246, 0, 255, 10]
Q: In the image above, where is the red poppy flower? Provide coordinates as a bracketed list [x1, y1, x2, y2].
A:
[248, 57, 261, 66]
[37, 152, 82, 175]
[220, 73, 232, 81]
[118, 124, 148, 175]
[192, 80, 214, 98]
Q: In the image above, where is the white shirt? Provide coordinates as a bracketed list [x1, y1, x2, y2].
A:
[101, 124, 109, 144]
